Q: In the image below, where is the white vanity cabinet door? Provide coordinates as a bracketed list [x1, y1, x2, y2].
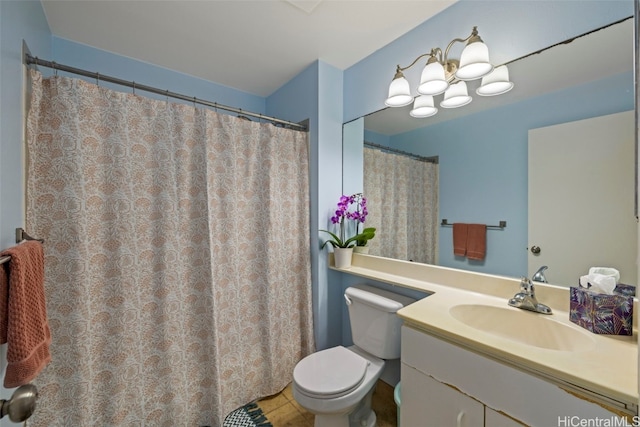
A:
[401, 363, 484, 427]
[485, 408, 525, 427]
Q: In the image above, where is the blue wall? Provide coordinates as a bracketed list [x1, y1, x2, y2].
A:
[0, 0, 52, 250]
[387, 72, 633, 278]
[267, 61, 345, 350]
[0, 0, 53, 418]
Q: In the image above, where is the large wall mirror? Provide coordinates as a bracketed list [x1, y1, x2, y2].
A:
[342, 16, 637, 287]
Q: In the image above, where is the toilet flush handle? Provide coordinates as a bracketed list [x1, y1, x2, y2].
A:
[344, 294, 352, 306]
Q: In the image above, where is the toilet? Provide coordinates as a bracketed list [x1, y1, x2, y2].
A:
[292, 284, 415, 427]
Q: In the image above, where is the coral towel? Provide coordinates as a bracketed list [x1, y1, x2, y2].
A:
[0, 241, 51, 387]
[466, 224, 487, 260]
[452, 223, 468, 256]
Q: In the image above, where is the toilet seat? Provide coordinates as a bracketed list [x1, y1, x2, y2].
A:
[293, 346, 369, 399]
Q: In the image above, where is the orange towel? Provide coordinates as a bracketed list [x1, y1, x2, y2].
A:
[452, 223, 468, 256]
[466, 224, 487, 260]
[0, 264, 8, 343]
[0, 241, 51, 388]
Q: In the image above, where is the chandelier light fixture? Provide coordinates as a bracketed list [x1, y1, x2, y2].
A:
[384, 26, 514, 118]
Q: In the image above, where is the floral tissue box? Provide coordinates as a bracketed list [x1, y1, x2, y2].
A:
[569, 284, 635, 336]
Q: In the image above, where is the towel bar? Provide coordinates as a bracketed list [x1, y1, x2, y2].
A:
[0, 229, 44, 265]
[441, 219, 507, 229]
[15, 228, 44, 244]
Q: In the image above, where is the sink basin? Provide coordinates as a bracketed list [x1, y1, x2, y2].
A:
[449, 304, 596, 351]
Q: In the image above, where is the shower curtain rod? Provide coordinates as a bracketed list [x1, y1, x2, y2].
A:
[25, 54, 307, 131]
[364, 141, 438, 163]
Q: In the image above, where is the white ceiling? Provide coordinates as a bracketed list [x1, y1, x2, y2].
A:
[40, 0, 458, 97]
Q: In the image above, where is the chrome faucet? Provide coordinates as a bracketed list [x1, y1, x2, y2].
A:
[532, 265, 548, 283]
[508, 277, 553, 314]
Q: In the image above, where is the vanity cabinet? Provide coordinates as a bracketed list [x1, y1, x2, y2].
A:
[401, 325, 630, 426]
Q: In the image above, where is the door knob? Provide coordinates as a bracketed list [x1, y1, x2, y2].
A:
[0, 384, 38, 422]
[530, 246, 541, 254]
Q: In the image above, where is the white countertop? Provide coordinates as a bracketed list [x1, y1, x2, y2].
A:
[332, 253, 638, 411]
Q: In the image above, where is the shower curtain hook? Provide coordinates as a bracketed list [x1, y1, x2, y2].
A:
[96, 72, 100, 86]
[49, 61, 58, 77]
[132, 81, 136, 95]
[192, 96, 197, 108]
[165, 90, 169, 103]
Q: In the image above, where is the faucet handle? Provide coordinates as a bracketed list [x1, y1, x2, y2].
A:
[532, 265, 549, 283]
[520, 277, 534, 295]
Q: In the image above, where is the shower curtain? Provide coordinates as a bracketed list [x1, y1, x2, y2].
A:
[25, 70, 314, 426]
[363, 146, 438, 263]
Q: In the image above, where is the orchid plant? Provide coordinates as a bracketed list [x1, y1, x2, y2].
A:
[320, 193, 376, 249]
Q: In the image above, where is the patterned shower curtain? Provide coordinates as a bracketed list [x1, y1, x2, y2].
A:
[363, 146, 438, 264]
[25, 70, 314, 426]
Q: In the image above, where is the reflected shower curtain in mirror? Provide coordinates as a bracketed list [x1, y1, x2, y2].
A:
[25, 70, 314, 426]
[363, 147, 438, 263]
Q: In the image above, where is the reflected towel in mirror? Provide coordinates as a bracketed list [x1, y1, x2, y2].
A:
[466, 224, 487, 260]
[453, 223, 468, 256]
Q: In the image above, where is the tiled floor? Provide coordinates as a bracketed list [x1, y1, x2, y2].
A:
[256, 380, 397, 427]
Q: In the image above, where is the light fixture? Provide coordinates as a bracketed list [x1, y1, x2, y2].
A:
[440, 82, 472, 108]
[384, 68, 413, 107]
[384, 26, 514, 118]
[410, 95, 437, 118]
[476, 65, 514, 96]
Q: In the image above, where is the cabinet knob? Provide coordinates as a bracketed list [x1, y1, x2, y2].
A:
[530, 245, 541, 254]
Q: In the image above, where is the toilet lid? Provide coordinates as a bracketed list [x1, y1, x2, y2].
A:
[294, 346, 368, 399]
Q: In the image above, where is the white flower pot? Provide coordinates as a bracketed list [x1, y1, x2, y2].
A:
[334, 247, 354, 269]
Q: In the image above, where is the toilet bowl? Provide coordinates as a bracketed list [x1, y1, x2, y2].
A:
[292, 285, 415, 427]
[293, 345, 384, 427]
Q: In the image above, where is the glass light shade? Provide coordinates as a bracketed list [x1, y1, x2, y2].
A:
[417, 62, 449, 96]
[440, 81, 472, 108]
[456, 41, 493, 81]
[385, 76, 413, 107]
[476, 65, 514, 96]
[410, 95, 438, 118]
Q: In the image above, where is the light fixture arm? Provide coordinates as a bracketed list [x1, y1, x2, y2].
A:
[442, 26, 480, 66]
[391, 27, 482, 82]
[385, 24, 510, 114]
[393, 50, 437, 76]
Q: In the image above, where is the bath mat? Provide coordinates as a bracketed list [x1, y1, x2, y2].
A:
[222, 402, 273, 427]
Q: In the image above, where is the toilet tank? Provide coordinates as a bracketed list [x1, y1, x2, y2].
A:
[345, 284, 416, 359]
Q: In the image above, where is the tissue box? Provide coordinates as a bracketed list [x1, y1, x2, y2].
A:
[569, 285, 634, 335]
